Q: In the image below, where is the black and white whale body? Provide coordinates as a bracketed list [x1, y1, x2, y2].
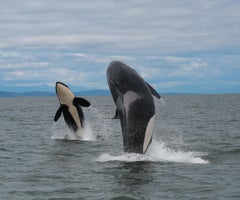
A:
[107, 61, 161, 154]
[54, 82, 91, 135]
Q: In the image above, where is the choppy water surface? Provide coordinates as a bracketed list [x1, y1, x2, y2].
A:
[0, 95, 239, 199]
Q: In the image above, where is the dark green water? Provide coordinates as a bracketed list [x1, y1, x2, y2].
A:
[0, 95, 239, 199]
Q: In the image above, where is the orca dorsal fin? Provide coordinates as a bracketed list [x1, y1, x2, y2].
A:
[73, 97, 91, 107]
[54, 105, 64, 122]
[146, 82, 161, 99]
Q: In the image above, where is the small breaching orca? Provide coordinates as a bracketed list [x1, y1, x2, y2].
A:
[54, 81, 91, 133]
[107, 61, 161, 154]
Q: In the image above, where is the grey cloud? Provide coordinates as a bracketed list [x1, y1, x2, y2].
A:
[0, 0, 239, 54]
[0, 49, 239, 93]
[0, 1, 239, 93]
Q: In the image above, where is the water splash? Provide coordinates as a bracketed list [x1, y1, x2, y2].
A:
[51, 105, 112, 141]
[86, 106, 113, 141]
[160, 97, 166, 106]
[97, 138, 209, 164]
[51, 121, 96, 141]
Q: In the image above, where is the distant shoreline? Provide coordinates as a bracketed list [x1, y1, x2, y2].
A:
[0, 90, 239, 97]
[0, 90, 110, 97]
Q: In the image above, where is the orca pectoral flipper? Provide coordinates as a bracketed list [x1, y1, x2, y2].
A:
[73, 97, 91, 107]
[62, 106, 78, 132]
[54, 105, 64, 122]
[146, 82, 161, 99]
[113, 109, 120, 119]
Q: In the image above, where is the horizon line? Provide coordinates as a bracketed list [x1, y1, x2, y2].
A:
[0, 90, 239, 97]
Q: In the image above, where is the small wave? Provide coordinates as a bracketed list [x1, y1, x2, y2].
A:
[97, 139, 209, 164]
[160, 98, 166, 106]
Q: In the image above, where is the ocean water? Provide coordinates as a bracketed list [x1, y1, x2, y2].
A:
[0, 95, 239, 199]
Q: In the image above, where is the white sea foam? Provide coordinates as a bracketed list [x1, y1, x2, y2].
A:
[97, 138, 209, 164]
[51, 121, 96, 141]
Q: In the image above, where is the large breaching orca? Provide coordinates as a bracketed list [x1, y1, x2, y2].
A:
[107, 61, 161, 154]
[54, 81, 91, 134]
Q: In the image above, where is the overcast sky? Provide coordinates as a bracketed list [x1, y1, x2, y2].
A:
[0, 0, 239, 93]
